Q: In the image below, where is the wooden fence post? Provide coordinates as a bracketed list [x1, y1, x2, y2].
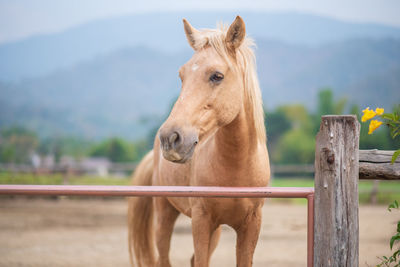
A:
[314, 115, 360, 267]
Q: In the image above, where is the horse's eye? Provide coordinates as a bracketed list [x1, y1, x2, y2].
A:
[210, 72, 224, 83]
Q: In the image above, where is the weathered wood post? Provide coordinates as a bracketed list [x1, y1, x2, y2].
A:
[314, 115, 360, 266]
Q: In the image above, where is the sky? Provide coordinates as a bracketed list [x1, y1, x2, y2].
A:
[1, 0, 400, 44]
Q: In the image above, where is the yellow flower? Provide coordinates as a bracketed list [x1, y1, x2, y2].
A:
[368, 120, 383, 134]
[361, 107, 377, 122]
[375, 108, 384, 115]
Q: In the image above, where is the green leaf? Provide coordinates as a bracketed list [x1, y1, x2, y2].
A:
[388, 200, 399, 211]
[397, 221, 400, 233]
[383, 256, 388, 261]
[393, 250, 400, 261]
[392, 125, 400, 135]
[392, 150, 400, 164]
[382, 113, 396, 120]
[390, 234, 400, 250]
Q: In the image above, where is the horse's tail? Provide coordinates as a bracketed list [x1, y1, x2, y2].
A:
[127, 150, 156, 267]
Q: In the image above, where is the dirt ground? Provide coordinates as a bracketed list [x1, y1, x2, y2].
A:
[0, 198, 398, 267]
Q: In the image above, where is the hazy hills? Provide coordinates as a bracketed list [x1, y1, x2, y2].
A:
[257, 38, 400, 108]
[1, 47, 187, 139]
[1, 12, 400, 139]
[2, 37, 400, 139]
[1, 11, 400, 81]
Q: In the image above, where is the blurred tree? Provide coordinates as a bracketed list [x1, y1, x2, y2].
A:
[265, 109, 291, 158]
[334, 98, 348, 115]
[38, 136, 93, 161]
[0, 126, 38, 163]
[278, 104, 314, 134]
[90, 137, 137, 162]
[349, 103, 360, 116]
[265, 104, 314, 164]
[273, 128, 315, 164]
[313, 88, 347, 133]
[317, 89, 335, 115]
[38, 138, 62, 162]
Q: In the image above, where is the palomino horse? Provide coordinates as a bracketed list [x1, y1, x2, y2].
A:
[128, 16, 270, 267]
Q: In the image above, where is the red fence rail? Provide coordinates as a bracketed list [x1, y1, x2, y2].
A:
[0, 185, 314, 267]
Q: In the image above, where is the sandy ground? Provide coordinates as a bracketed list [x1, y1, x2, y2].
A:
[0, 197, 398, 267]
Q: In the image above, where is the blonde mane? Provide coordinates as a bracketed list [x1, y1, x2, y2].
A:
[194, 26, 266, 143]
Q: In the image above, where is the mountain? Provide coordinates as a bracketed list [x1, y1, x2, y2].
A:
[0, 47, 189, 139]
[2, 38, 399, 139]
[257, 38, 400, 108]
[1, 11, 400, 81]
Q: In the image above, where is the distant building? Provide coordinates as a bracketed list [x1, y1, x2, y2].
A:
[41, 154, 55, 168]
[79, 157, 111, 177]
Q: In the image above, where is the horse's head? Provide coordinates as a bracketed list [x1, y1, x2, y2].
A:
[159, 16, 247, 163]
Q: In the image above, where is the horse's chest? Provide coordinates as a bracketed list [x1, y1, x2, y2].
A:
[192, 197, 263, 227]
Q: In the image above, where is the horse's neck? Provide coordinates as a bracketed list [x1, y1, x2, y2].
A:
[214, 103, 260, 165]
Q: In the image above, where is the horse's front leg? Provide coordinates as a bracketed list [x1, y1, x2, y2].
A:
[235, 207, 263, 267]
[190, 225, 221, 267]
[191, 206, 216, 267]
[154, 197, 180, 267]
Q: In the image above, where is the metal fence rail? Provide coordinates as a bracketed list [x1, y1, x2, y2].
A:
[0, 184, 314, 267]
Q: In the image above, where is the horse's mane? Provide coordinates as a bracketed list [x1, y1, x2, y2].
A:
[194, 25, 266, 143]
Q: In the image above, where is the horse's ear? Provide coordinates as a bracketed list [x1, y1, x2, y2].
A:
[225, 16, 246, 53]
[183, 19, 200, 50]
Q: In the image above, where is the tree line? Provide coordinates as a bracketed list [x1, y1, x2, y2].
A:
[0, 89, 398, 165]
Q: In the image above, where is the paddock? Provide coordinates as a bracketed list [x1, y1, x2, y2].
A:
[0, 115, 399, 266]
[0, 198, 397, 267]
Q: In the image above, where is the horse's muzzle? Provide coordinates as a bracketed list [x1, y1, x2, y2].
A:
[159, 127, 199, 163]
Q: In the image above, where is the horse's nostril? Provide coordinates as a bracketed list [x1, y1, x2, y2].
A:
[169, 132, 178, 144]
[169, 132, 182, 149]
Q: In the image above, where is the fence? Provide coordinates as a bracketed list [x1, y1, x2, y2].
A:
[0, 115, 399, 267]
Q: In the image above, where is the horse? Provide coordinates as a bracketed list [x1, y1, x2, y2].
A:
[127, 16, 270, 267]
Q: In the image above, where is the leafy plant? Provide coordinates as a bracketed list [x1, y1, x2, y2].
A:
[362, 106, 400, 266]
[376, 200, 400, 266]
[362, 106, 400, 163]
